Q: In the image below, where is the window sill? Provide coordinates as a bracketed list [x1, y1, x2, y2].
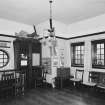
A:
[71, 64, 84, 68]
[92, 65, 105, 69]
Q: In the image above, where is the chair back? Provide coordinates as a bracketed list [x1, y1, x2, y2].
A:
[1, 73, 14, 86]
[75, 69, 84, 81]
[2, 73, 14, 80]
[88, 71, 98, 83]
[42, 69, 47, 81]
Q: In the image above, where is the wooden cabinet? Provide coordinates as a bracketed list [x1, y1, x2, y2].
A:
[57, 67, 70, 78]
[55, 67, 70, 88]
[32, 66, 42, 88]
[13, 38, 41, 89]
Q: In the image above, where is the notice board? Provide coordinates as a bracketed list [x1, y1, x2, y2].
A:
[42, 57, 51, 74]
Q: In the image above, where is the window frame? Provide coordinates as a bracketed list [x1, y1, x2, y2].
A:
[92, 39, 105, 69]
[0, 49, 9, 68]
[71, 42, 84, 67]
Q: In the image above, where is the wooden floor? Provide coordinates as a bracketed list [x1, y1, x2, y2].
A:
[0, 87, 105, 105]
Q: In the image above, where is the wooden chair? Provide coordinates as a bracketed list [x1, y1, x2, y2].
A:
[83, 71, 97, 87]
[0, 73, 15, 98]
[34, 67, 47, 88]
[70, 69, 84, 86]
[95, 72, 105, 92]
[82, 71, 97, 93]
[15, 72, 25, 96]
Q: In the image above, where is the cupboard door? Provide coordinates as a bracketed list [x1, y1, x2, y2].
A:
[98, 73, 105, 87]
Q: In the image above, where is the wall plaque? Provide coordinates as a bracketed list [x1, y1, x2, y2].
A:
[0, 41, 11, 48]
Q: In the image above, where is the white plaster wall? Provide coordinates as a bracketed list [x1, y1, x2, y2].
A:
[65, 13, 105, 83]
[0, 18, 33, 35]
[0, 36, 15, 70]
[0, 18, 34, 71]
[67, 33, 105, 83]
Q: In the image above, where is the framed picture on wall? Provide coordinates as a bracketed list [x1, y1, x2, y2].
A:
[42, 57, 51, 74]
[52, 57, 59, 67]
[32, 53, 40, 66]
[59, 49, 64, 67]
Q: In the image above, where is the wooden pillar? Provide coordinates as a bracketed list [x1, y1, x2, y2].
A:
[13, 41, 21, 70]
[40, 43, 42, 66]
[28, 42, 32, 88]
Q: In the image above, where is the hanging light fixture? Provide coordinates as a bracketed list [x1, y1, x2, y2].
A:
[42, 0, 57, 47]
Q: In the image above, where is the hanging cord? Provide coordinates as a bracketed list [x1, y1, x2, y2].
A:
[49, 0, 53, 30]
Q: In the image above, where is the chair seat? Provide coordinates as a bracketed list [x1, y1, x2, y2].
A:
[70, 78, 81, 82]
[83, 82, 96, 86]
[97, 83, 105, 89]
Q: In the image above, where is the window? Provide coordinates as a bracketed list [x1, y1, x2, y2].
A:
[92, 40, 105, 68]
[0, 49, 9, 68]
[71, 42, 84, 67]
